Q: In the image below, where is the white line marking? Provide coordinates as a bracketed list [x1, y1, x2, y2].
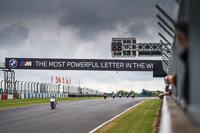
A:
[88, 101, 144, 133]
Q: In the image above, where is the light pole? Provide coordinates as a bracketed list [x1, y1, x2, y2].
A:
[0, 80, 3, 94]
[14, 80, 20, 93]
[28, 82, 31, 93]
[31, 82, 34, 93]
[21, 81, 24, 93]
[54, 84, 56, 94]
[57, 84, 59, 94]
[49, 83, 51, 93]
[0, 80, 3, 89]
[52, 84, 53, 93]
[24, 81, 27, 93]
[63, 85, 65, 93]
[49, 84, 52, 94]
[55, 84, 58, 93]
[33, 82, 36, 93]
[46, 83, 49, 93]
[116, 81, 117, 94]
[44, 84, 46, 93]
[46, 84, 48, 93]
[52, 84, 54, 93]
[53, 84, 55, 94]
[116, 71, 118, 94]
[37, 82, 39, 93]
[47, 83, 50, 93]
[14, 80, 17, 93]
[57, 84, 60, 94]
[17, 81, 20, 92]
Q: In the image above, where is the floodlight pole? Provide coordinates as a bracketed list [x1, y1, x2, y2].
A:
[21, 81, 24, 93]
[0, 80, 3, 89]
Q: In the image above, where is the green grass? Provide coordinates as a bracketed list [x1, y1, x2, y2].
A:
[0, 97, 103, 110]
[96, 99, 162, 133]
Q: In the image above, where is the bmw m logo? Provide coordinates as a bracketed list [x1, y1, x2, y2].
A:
[9, 59, 18, 68]
[20, 61, 32, 66]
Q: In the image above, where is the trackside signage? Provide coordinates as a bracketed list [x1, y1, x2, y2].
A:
[5, 58, 164, 72]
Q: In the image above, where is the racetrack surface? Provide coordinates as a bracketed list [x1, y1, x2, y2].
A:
[0, 97, 151, 133]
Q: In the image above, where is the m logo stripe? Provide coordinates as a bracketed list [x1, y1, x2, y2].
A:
[20, 61, 25, 66]
[20, 61, 32, 66]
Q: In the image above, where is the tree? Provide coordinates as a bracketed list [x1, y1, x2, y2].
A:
[141, 89, 147, 96]
[129, 90, 135, 95]
[117, 89, 164, 97]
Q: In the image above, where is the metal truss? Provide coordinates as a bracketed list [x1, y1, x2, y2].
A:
[111, 38, 166, 57]
[111, 38, 173, 75]
[3, 69, 15, 94]
[138, 43, 162, 50]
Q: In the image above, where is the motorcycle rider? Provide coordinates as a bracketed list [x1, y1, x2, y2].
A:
[50, 95, 57, 109]
[104, 93, 107, 100]
[132, 93, 135, 99]
[127, 94, 129, 98]
[119, 93, 122, 99]
[112, 93, 115, 99]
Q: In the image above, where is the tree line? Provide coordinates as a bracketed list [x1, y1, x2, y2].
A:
[116, 89, 163, 97]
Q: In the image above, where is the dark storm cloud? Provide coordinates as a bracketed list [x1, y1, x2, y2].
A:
[0, 0, 158, 40]
[58, 0, 157, 40]
[0, 0, 60, 17]
[0, 22, 29, 47]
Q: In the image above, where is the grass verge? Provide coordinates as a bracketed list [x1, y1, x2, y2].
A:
[95, 99, 162, 133]
[0, 97, 102, 110]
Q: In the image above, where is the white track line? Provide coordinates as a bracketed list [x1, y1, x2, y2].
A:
[88, 101, 144, 133]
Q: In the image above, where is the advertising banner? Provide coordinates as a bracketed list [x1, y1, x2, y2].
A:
[5, 58, 166, 77]
[6, 58, 157, 70]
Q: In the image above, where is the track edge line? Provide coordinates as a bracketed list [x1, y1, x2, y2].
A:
[88, 100, 144, 133]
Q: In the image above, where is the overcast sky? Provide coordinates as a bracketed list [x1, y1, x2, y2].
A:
[0, 0, 175, 93]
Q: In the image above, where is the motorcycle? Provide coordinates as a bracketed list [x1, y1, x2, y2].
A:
[132, 93, 135, 99]
[50, 96, 57, 109]
[104, 95, 107, 100]
[104, 93, 107, 100]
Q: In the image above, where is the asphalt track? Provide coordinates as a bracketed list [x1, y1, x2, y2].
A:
[0, 97, 151, 133]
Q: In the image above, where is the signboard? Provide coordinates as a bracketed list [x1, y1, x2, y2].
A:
[5, 58, 166, 77]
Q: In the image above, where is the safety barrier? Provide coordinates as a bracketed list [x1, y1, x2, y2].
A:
[20, 93, 68, 99]
[0, 94, 14, 100]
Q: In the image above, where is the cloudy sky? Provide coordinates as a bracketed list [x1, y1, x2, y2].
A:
[0, 0, 174, 93]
